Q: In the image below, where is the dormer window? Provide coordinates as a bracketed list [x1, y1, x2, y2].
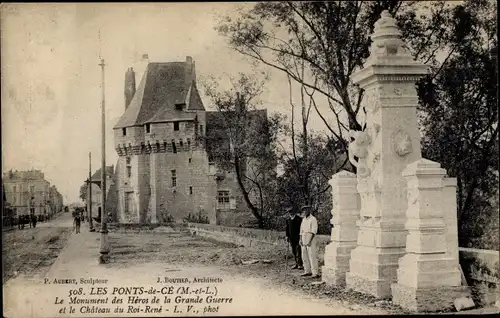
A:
[122, 128, 127, 136]
[145, 123, 151, 133]
[174, 122, 180, 131]
[175, 103, 185, 110]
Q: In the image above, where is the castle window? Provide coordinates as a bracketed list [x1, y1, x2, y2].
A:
[179, 140, 184, 150]
[122, 128, 127, 136]
[171, 170, 177, 187]
[217, 191, 230, 209]
[163, 141, 167, 151]
[174, 122, 179, 131]
[146, 123, 151, 133]
[126, 156, 132, 178]
[188, 158, 192, 163]
[200, 124, 204, 134]
[172, 140, 177, 154]
[189, 186, 193, 195]
[187, 139, 191, 149]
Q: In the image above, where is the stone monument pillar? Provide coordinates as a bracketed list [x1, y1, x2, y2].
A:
[322, 171, 359, 287]
[345, 10, 429, 298]
[442, 178, 459, 265]
[391, 159, 467, 311]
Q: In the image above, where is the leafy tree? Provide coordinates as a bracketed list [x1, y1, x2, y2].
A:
[216, 1, 453, 153]
[275, 133, 346, 234]
[79, 183, 88, 202]
[202, 74, 283, 228]
[417, 0, 498, 248]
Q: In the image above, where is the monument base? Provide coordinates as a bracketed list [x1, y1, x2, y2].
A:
[345, 273, 393, 299]
[321, 266, 349, 287]
[391, 283, 470, 312]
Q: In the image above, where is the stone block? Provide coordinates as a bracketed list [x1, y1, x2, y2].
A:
[356, 229, 407, 248]
[454, 297, 475, 311]
[330, 227, 358, 242]
[322, 266, 348, 287]
[442, 178, 459, 261]
[345, 273, 393, 299]
[391, 283, 470, 312]
[349, 259, 399, 282]
[405, 231, 447, 254]
[396, 268, 462, 289]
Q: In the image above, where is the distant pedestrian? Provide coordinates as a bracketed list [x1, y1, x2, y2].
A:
[29, 197, 36, 228]
[31, 214, 37, 228]
[285, 207, 303, 270]
[29, 197, 35, 216]
[73, 214, 81, 234]
[299, 205, 320, 278]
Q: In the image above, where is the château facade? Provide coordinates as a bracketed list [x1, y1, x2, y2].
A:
[113, 56, 266, 226]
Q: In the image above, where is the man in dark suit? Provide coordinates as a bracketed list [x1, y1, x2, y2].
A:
[285, 207, 303, 270]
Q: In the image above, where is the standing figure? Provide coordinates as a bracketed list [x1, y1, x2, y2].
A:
[73, 214, 81, 234]
[29, 197, 36, 228]
[285, 207, 303, 270]
[299, 205, 320, 278]
[31, 214, 37, 228]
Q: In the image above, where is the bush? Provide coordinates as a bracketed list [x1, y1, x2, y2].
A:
[183, 211, 209, 224]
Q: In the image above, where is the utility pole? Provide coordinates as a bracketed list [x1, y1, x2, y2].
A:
[88, 152, 95, 232]
[99, 58, 109, 264]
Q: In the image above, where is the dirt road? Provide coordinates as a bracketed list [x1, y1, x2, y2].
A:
[2, 213, 73, 283]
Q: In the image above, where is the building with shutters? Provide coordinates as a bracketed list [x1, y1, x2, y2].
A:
[3, 169, 64, 218]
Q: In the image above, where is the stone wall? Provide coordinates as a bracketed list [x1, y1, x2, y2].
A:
[215, 210, 259, 227]
[459, 247, 499, 306]
[187, 223, 330, 262]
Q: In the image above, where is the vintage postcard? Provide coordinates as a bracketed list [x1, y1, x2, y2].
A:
[2, 2, 499, 317]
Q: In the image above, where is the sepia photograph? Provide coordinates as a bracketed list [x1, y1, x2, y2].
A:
[1, 1, 499, 317]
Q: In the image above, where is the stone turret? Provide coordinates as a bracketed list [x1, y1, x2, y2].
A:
[124, 67, 136, 109]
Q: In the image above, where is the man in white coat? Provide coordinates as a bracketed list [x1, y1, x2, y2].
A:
[299, 205, 320, 278]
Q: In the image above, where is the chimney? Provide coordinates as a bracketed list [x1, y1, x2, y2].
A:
[124, 67, 136, 109]
[185, 56, 196, 84]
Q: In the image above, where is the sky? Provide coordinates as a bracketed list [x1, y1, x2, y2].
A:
[2, 3, 339, 204]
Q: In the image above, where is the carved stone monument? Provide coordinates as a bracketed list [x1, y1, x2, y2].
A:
[344, 10, 429, 298]
[391, 159, 468, 311]
[322, 171, 359, 287]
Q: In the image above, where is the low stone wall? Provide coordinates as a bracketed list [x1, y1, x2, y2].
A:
[460, 247, 499, 283]
[107, 222, 187, 233]
[459, 247, 499, 306]
[187, 223, 330, 260]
